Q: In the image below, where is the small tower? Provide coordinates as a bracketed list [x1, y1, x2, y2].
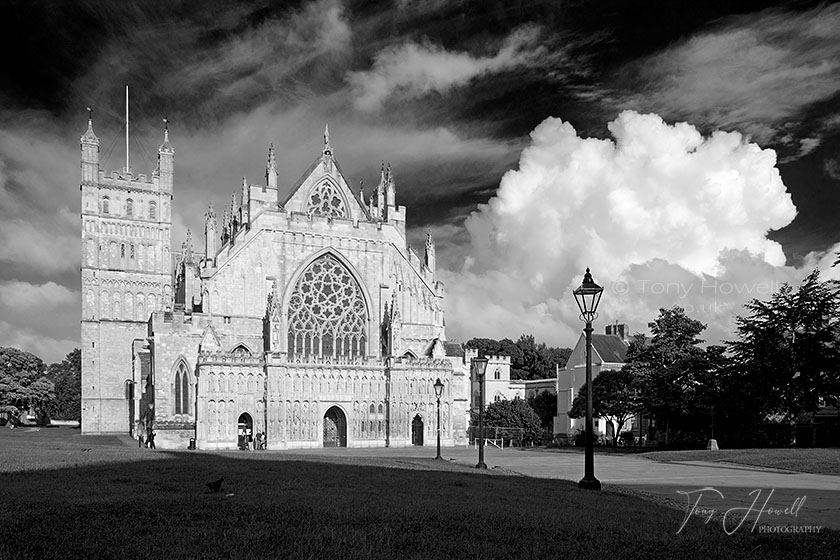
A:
[80, 106, 100, 183]
[221, 208, 230, 245]
[374, 161, 386, 220]
[157, 117, 174, 192]
[230, 192, 239, 240]
[204, 202, 217, 265]
[322, 124, 333, 172]
[265, 143, 277, 190]
[385, 163, 396, 208]
[241, 176, 250, 229]
[424, 231, 436, 275]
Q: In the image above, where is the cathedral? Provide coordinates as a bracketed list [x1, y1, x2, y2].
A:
[79, 113, 470, 450]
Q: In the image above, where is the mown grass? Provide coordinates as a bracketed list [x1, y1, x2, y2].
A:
[0, 428, 837, 559]
[643, 448, 840, 475]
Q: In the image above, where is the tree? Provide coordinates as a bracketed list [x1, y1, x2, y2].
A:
[628, 307, 711, 444]
[466, 335, 571, 380]
[27, 377, 56, 423]
[569, 369, 640, 446]
[0, 347, 47, 421]
[46, 349, 82, 421]
[471, 398, 542, 442]
[728, 270, 840, 421]
[527, 391, 557, 428]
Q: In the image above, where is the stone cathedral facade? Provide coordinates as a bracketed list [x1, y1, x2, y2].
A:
[80, 116, 470, 450]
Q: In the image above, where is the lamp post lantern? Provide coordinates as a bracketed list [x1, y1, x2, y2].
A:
[434, 378, 445, 460]
[472, 357, 489, 469]
[573, 267, 603, 491]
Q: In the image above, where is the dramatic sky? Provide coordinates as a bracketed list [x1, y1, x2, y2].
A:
[1, 0, 839, 362]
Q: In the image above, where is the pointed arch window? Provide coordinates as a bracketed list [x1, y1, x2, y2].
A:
[149, 201, 157, 221]
[287, 253, 367, 360]
[174, 361, 190, 415]
[102, 197, 110, 214]
[306, 181, 346, 218]
[126, 198, 133, 217]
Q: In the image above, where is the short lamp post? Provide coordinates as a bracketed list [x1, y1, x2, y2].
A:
[573, 267, 603, 491]
[434, 378, 445, 460]
[472, 357, 489, 469]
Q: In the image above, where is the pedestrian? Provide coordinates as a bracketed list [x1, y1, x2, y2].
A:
[138, 422, 146, 448]
[148, 428, 156, 449]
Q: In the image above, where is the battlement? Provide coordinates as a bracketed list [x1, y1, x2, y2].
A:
[198, 351, 265, 367]
[487, 355, 511, 364]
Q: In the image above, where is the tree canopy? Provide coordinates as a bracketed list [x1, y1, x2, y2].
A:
[466, 334, 571, 379]
[569, 368, 639, 445]
[46, 349, 82, 421]
[0, 347, 49, 418]
[728, 270, 840, 420]
[471, 398, 542, 441]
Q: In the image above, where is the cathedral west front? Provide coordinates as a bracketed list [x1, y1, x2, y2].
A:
[79, 112, 471, 450]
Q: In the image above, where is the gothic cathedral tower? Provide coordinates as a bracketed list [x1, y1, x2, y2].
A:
[80, 111, 174, 433]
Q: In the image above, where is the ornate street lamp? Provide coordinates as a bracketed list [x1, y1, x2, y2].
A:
[573, 267, 603, 490]
[472, 356, 489, 469]
[434, 378, 445, 460]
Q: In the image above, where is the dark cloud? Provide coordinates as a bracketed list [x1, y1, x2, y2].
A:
[1, 0, 839, 358]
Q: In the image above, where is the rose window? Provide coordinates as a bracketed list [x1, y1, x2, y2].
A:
[306, 181, 346, 218]
[288, 254, 367, 359]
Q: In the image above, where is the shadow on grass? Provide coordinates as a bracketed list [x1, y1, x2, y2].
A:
[0, 430, 837, 559]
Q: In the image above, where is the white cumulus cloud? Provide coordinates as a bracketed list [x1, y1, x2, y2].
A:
[442, 111, 815, 347]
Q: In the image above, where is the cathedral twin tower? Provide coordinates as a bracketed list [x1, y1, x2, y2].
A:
[80, 111, 469, 450]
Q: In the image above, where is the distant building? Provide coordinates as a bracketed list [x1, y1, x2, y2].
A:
[554, 323, 630, 440]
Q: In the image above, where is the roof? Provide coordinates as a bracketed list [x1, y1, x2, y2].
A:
[591, 334, 628, 363]
[443, 342, 464, 358]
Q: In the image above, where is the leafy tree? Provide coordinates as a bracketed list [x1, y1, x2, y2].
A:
[0, 347, 47, 420]
[569, 368, 640, 446]
[728, 270, 840, 421]
[628, 307, 711, 444]
[466, 335, 571, 380]
[471, 398, 542, 441]
[46, 349, 81, 421]
[527, 391, 557, 428]
[28, 377, 56, 423]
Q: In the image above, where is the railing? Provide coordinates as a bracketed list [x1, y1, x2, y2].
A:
[468, 426, 526, 448]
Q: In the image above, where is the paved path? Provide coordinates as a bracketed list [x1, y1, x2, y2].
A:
[287, 446, 840, 531]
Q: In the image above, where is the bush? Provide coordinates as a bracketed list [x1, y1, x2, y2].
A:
[619, 431, 635, 446]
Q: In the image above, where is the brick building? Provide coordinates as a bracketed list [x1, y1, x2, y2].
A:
[79, 115, 470, 450]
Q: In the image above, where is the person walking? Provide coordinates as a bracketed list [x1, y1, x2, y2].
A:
[147, 428, 156, 449]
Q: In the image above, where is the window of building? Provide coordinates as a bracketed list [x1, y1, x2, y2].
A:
[149, 201, 157, 220]
[174, 361, 190, 415]
[102, 197, 110, 214]
[130, 244, 135, 260]
[494, 395, 501, 402]
[126, 198, 133, 217]
[287, 253, 367, 360]
[120, 243, 126, 258]
[306, 180, 347, 218]
[494, 368, 501, 380]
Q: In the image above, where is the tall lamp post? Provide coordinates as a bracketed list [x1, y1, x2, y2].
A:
[472, 357, 489, 469]
[573, 267, 603, 491]
[434, 378, 445, 460]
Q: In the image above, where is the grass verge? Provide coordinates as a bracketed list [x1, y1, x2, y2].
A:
[642, 448, 840, 475]
[0, 428, 836, 559]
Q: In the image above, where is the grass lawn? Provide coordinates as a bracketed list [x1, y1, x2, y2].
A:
[643, 448, 840, 475]
[0, 427, 837, 559]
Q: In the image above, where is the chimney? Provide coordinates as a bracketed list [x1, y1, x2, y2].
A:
[606, 322, 627, 341]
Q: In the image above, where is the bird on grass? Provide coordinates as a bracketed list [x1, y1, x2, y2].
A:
[206, 478, 224, 493]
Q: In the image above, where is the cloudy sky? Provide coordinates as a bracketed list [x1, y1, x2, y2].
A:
[1, 0, 839, 362]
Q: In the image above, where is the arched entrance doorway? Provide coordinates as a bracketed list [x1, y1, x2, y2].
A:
[323, 406, 346, 447]
[237, 413, 253, 450]
[411, 415, 424, 446]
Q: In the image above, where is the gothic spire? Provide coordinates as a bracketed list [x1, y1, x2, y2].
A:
[182, 229, 193, 263]
[159, 116, 174, 154]
[324, 123, 331, 154]
[81, 106, 98, 142]
[205, 202, 217, 230]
